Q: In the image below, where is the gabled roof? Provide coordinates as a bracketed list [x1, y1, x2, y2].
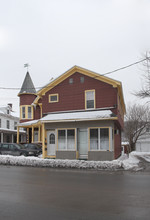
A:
[18, 72, 36, 95]
[34, 65, 126, 113]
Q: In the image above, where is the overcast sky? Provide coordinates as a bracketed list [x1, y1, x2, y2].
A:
[0, 0, 150, 116]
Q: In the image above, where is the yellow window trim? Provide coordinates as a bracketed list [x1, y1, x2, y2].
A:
[57, 128, 76, 151]
[88, 126, 111, 151]
[85, 89, 96, 110]
[49, 94, 59, 103]
[20, 105, 34, 120]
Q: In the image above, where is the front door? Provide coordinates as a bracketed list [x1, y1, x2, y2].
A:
[78, 129, 88, 159]
[47, 130, 56, 156]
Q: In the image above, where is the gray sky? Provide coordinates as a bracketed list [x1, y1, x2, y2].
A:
[0, 0, 150, 116]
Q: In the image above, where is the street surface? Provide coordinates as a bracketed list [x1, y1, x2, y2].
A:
[0, 166, 150, 220]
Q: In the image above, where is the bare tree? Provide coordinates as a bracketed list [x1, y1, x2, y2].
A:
[124, 104, 150, 152]
[135, 52, 150, 98]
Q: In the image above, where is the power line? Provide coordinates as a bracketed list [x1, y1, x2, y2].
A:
[102, 58, 148, 76]
[0, 57, 149, 90]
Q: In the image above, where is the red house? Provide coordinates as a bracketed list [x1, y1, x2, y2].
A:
[17, 66, 126, 161]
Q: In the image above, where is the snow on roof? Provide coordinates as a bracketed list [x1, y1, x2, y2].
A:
[18, 120, 39, 126]
[18, 110, 115, 127]
[40, 110, 115, 123]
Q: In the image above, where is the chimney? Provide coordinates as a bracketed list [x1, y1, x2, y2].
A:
[8, 103, 12, 110]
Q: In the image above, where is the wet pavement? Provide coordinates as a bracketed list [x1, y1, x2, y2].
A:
[0, 165, 150, 220]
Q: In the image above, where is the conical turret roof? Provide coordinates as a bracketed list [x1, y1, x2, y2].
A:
[19, 72, 36, 95]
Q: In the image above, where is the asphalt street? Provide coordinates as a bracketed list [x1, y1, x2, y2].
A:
[0, 166, 150, 220]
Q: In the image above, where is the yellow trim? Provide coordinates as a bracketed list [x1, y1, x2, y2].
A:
[34, 66, 126, 114]
[42, 123, 46, 158]
[38, 103, 42, 118]
[109, 127, 110, 151]
[38, 125, 41, 142]
[85, 89, 95, 109]
[46, 155, 56, 158]
[17, 127, 19, 144]
[57, 128, 76, 150]
[20, 105, 34, 120]
[49, 93, 59, 103]
[88, 126, 110, 151]
[32, 126, 34, 143]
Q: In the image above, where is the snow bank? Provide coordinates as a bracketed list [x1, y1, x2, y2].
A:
[0, 152, 149, 171]
[0, 155, 123, 170]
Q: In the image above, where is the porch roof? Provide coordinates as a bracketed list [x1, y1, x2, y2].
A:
[18, 110, 117, 127]
[40, 109, 116, 123]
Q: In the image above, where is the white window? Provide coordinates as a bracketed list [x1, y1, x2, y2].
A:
[85, 90, 95, 109]
[58, 129, 75, 150]
[14, 122, 17, 130]
[49, 94, 59, 103]
[90, 128, 109, 151]
[6, 120, 10, 129]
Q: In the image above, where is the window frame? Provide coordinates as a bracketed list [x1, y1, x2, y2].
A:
[49, 94, 59, 103]
[57, 128, 76, 151]
[6, 120, 10, 129]
[20, 105, 33, 120]
[88, 127, 110, 151]
[85, 90, 96, 110]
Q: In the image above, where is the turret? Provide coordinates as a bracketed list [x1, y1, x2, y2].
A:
[18, 72, 37, 122]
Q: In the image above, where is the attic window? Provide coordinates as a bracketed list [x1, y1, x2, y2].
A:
[49, 94, 59, 103]
[80, 76, 84, 83]
[69, 78, 73, 84]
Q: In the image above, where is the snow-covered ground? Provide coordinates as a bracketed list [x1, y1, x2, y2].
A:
[0, 152, 150, 171]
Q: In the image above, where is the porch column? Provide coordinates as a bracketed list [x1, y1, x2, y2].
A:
[32, 126, 34, 143]
[12, 134, 14, 143]
[42, 123, 46, 158]
[17, 127, 19, 144]
[38, 125, 41, 142]
[1, 132, 4, 143]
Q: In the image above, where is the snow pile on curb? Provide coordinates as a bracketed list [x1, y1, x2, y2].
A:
[0, 155, 123, 170]
[0, 152, 149, 171]
[121, 153, 140, 171]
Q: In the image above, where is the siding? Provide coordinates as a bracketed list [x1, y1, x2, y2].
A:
[41, 72, 117, 114]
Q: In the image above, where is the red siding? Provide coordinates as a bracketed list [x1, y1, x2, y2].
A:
[34, 105, 41, 120]
[20, 94, 37, 105]
[114, 124, 122, 159]
[41, 72, 117, 114]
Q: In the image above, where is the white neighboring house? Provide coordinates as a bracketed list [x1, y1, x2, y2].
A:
[136, 127, 150, 152]
[0, 104, 26, 143]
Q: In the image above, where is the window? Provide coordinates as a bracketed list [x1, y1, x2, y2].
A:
[69, 78, 73, 84]
[14, 122, 17, 130]
[58, 129, 75, 150]
[20, 105, 33, 119]
[50, 134, 55, 144]
[28, 106, 32, 119]
[6, 120, 10, 129]
[49, 94, 59, 103]
[85, 90, 95, 109]
[22, 106, 26, 119]
[80, 76, 84, 83]
[89, 128, 109, 151]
